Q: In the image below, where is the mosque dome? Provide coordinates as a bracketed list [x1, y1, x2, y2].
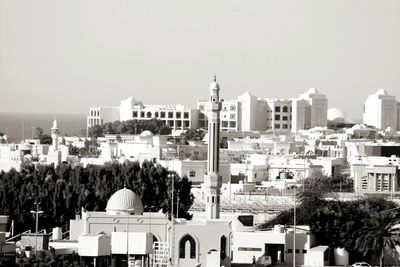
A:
[327, 108, 354, 123]
[376, 89, 387, 95]
[140, 130, 154, 137]
[106, 187, 143, 215]
[307, 88, 319, 94]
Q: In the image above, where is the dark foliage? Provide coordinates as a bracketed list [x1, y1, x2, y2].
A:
[0, 161, 193, 234]
[257, 189, 400, 261]
[88, 119, 171, 138]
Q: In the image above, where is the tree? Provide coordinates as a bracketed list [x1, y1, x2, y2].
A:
[40, 134, 52, 145]
[355, 210, 400, 267]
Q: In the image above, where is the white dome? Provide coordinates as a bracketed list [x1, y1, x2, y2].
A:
[376, 89, 387, 95]
[328, 108, 346, 121]
[106, 187, 143, 214]
[307, 88, 319, 94]
[140, 130, 153, 137]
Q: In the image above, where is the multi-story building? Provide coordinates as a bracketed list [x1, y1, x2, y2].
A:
[363, 89, 399, 131]
[198, 88, 328, 133]
[87, 97, 199, 132]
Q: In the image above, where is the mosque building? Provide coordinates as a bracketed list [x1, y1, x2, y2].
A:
[63, 77, 315, 267]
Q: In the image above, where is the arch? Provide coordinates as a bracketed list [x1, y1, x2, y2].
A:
[220, 235, 227, 259]
[179, 234, 196, 259]
[282, 106, 288, 112]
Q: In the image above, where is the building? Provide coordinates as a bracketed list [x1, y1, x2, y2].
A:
[363, 89, 399, 131]
[351, 155, 400, 194]
[198, 88, 328, 133]
[87, 97, 199, 132]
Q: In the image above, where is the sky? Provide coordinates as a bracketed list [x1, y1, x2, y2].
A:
[1, 0, 400, 120]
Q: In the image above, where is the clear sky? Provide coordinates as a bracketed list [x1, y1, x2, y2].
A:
[1, 0, 400, 120]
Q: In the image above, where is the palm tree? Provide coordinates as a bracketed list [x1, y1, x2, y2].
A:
[355, 209, 400, 267]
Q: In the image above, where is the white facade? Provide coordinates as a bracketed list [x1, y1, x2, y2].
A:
[351, 155, 400, 193]
[87, 96, 199, 131]
[363, 89, 399, 131]
[87, 106, 120, 129]
[198, 88, 327, 133]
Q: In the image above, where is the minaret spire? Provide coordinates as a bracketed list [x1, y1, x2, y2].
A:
[204, 76, 222, 220]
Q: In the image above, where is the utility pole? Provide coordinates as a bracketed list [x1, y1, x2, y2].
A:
[30, 202, 43, 254]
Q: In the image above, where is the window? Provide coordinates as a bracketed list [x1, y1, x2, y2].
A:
[168, 121, 174, 127]
[287, 249, 293, 253]
[168, 112, 174, 118]
[189, 171, 196, 177]
[179, 235, 196, 259]
[140, 111, 145, 118]
[295, 249, 300, 254]
[275, 124, 280, 129]
[283, 124, 288, 129]
[154, 112, 159, 118]
[282, 116, 288, 121]
[132, 111, 138, 118]
[222, 121, 228, 127]
[160, 112, 165, 118]
[176, 121, 182, 127]
[176, 112, 181, 119]
[184, 121, 190, 128]
[184, 112, 189, 119]
[230, 105, 236, 111]
[275, 106, 281, 112]
[199, 113, 205, 119]
[302, 250, 307, 254]
[229, 121, 236, 128]
[282, 106, 288, 112]
[147, 112, 152, 118]
[230, 114, 236, 120]
[275, 115, 280, 120]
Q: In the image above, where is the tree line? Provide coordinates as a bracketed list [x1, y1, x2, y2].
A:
[0, 160, 193, 234]
[88, 119, 172, 138]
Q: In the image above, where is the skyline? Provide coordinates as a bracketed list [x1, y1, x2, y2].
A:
[1, 0, 400, 120]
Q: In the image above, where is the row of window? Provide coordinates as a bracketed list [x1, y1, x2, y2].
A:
[164, 120, 190, 128]
[222, 121, 237, 128]
[88, 118, 102, 126]
[274, 106, 291, 113]
[275, 124, 291, 129]
[133, 111, 190, 119]
[90, 110, 100, 117]
[274, 115, 291, 121]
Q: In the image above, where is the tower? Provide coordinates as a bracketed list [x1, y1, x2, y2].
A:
[204, 75, 222, 219]
[51, 119, 59, 151]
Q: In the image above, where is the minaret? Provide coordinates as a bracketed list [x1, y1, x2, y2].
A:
[51, 119, 59, 151]
[204, 75, 222, 219]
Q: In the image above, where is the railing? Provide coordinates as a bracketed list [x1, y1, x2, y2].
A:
[5, 230, 31, 242]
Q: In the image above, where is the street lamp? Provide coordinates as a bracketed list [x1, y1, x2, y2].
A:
[30, 202, 43, 254]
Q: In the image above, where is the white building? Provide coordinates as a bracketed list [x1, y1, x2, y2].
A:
[198, 88, 328, 133]
[87, 96, 199, 132]
[351, 155, 400, 194]
[363, 89, 399, 131]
